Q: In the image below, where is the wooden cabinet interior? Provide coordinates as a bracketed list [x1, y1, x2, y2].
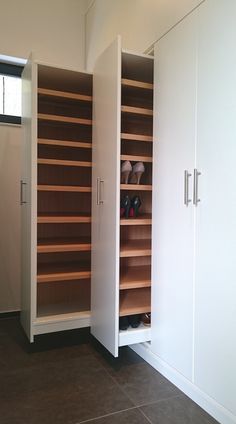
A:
[120, 53, 153, 319]
[37, 64, 92, 319]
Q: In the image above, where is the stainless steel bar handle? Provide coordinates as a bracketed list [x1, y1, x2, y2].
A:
[99, 179, 104, 204]
[96, 178, 104, 205]
[184, 170, 192, 206]
[193, 169, 201, 206]
[20, 180, 27, 205]
[96, 177, 100, 205]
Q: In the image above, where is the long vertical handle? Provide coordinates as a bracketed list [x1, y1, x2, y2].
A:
[96, 177, 104, 205]
[184, 170, 192, 206]
[20, 180, 27, 205]
[96, 177, 100, 205]
[99, 179, 104, 204]
[193, 169, 201, 206]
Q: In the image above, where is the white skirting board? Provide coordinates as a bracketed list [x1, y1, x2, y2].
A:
[130, 343, 236, 424]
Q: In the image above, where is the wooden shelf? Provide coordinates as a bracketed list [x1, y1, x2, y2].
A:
[38, 138, 92, 149]
[38, 113, 92, 126]
[37, 214, 91, 224]
[120, 184, 152, 191]
[121, 154, 152, 163]
[121, 133, 153, 143]
[37, 185, 91, 192]
[121, 105, 153, 117]
[120, 265, 151, 290]
[120, 288, 151, 316]
[38, 88, 92, 102]
[37, 262, 91, 283]
[121, 79, 153, 90]
[120, 214, 152, 226]
[38, 158, 92, 167]
[37, 237, 91, 253]
[120, 239, 151, 257]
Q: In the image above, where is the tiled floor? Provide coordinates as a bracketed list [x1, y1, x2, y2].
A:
[0, 316, 218, 424]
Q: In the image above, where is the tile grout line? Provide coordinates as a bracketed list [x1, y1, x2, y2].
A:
[76, 405, 140, 424]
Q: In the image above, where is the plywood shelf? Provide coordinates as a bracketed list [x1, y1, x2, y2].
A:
[119, 288, 151, 316]
[37, 185, 91, 192]
[38, 88, 92, 102]
[37, 214, 91, 224]
[120, 214, 152, 226]
[120, 184, 152, 191]
[38, 138, 92, 149]
[121, 154, 152, 163]
[38, 158, 92, 167]
[37, 237, 91, 253]
[121, 79, 153, 90]
[121, 105, 153, 117]
[121, 133, 153, 143]
[38, 113, 92, 126]
[120, 239, 151, 257]
[37, 263, 91, 283]
[120, 265, 151, 290]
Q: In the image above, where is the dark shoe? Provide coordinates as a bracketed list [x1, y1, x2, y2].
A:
[120, 195, 131, 218]
[130, 196, 141, 217]
[128, 314, 141, 328]
[119, 316, 129, 330]
[141, 313, 151, 327]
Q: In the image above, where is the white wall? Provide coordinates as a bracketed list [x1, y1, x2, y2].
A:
[85, 0, 203, 70]
[0, 0, 87, 312]
[0, 0, 87, 69]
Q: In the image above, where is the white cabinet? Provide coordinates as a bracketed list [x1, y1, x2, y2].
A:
[194, 0, 236, 415]
[152, 0, 236, 415]
[21, 59, 93, 340]
[91, 37, 154, 357]
[151, 12, 197, 380]
[91, 38, 121, 357]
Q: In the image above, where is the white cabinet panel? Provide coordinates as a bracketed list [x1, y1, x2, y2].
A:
[91, 37, 121, 357]
[194, 0, 236, 414]
[20, 54, 37, 342]
[151, 13, 197, 380]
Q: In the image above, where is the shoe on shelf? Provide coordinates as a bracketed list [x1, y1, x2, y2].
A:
[130, 195, 141, 217]
[119, 316, 129, 330]
[120, 195, 131, 218]
[141, 312, 151, 327]
[128, 314, 141, 328]
[130, 162, 145, 185]
[121, 161, 132, 184]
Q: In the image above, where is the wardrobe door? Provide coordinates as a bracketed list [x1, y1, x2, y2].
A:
[21, 54, 37, 342]
[151, 12, 197, 379]
[91, 37, 121, 356]
[194, 0, 236, 413]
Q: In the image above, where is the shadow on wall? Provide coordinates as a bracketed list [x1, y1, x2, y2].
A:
[0, 125, 22, 312]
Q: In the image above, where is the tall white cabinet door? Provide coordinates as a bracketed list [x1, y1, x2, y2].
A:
[91, 37, 121, 357]
[151, 13, 197, 380]
[194, 0, 236, 414]
[21, 54, 37, 342]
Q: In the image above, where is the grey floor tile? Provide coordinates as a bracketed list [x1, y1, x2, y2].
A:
[105, 360, 182, 406]
[0, 365, 134, 424]
[80, 408, 151, 423]
[141, 394, 219, 424]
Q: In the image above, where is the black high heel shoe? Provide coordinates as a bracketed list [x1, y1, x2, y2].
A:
[120, 195, 131, 218]
[130, 196, 141, 217]
[128, 314, 141, 328]
[119, 316, 129, 330]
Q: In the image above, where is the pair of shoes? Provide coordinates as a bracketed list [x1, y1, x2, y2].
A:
[141, 312, 151, 327]
[120, 195, 141, 218]
[119, 315, 141, 330]
[121, 161, 145, 185]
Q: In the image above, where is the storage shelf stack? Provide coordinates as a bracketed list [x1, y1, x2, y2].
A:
[36, 65, 92, 326]
[119, 53, 154, 340]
